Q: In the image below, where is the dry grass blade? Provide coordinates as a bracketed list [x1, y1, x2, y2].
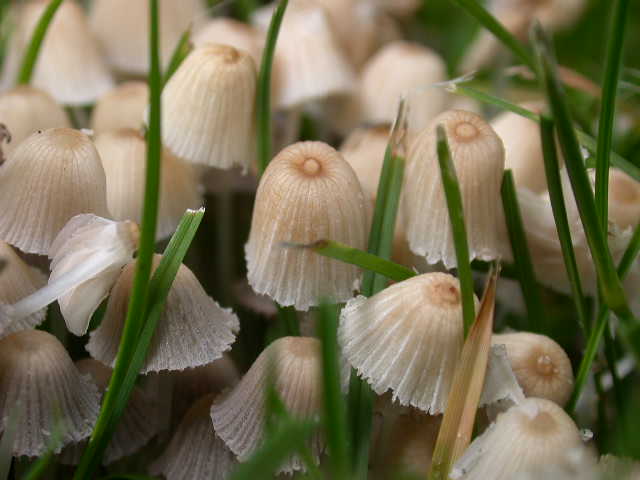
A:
[428, 264, 499, 480]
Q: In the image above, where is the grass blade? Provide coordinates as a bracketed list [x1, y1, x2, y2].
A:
[256, 0, 289, 175]
[449, 0, 536, 70]
[539, 115, 590, 333]
[228, 418, 319, 480]
[594, 0, 631, 232]
[436, 125, 475, 335]
[73, 1, 163, 475]
[317, 301, 350, 479]
[16, 0, 63, 85]
[500, 169, 547, 332]
[429, 265, 499, 480]
[531, 24, 634, 326]
[283, 240, 415, 282]
[162, 27, 192, 88]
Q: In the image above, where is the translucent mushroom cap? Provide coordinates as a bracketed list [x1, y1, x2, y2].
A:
[359, 41, 447, 130]
[452, 398, 587, 480]
[159, 44, 257, 170]
[0, 329, 100, 457]
[0, 241, 46, 336]
[193, 18, 263, 66]
[87, 255, 239, 373]
[0, 128, 109, 254]
[245, 141, 368, 311]
[4, 0, 113, 105]
[94, 128, 203, 240]
[492, 332, 574, 406]
[607, 168, 640, 230]
[89, 0, 207, 75]
[211, 336, 324, 473]
[339, 272, 478, 414]
[91, 82, 149, 135]
[0, 86, 70, 158]
[151, 394, 237, 480]
[402, 110, 505, 268]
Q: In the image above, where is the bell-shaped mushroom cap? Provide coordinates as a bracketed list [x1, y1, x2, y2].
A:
[87, 255, 239, 373]
[451, 398, 587, 480]
[211, 336, 324, 474]
[3, 0, 113, 106]
[91, 82, 149, 135]
[94, 128, 203, 240]
[0, 128, 109, 254]
[245, 141, 368, 311]
[339, 272, 477, 414]
[606, 168, 640, 230]
[375, 0, 422, 17]
[0, 330, 100, 457]
[491, 102, 556, 194]
[0, 86, 70, 158]
[359, 41, 447, 131]
[254, 1, 355, 108]
[492, 333, 574, 406]
[339, 125, 390, 205]
[59, 358, 158, 465]
[89, 0, 207, 75]
[193, 18, 263, 66]
[159, 44, 257, 170]
[402, 110, 505, 268]
[0, 241, 46, 336]
[151, 394, 237, 480]
[489, 0, 586, 31]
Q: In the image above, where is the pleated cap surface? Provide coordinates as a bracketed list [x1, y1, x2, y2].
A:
[0, 128, 109, 254]
[245, 141, 368, 311]
[91, 82, 149, 134]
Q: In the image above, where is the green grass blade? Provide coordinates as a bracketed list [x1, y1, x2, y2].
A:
[436, 125, 475, 335]
[618, 224, 640, 278]
[256, 0, 289, 175]
[500, 170, 547, 332]
[162, 28, 192, 88]
[16, 0, 63, 85]
[235, 0, 258, 22]
[449, 0, 536, 70]
[228, 418, 319, 480]
[594, 0, 631, 233]
[283, 240, 415, 282]
[346, 372, 373, 480]
[73, 1, 163, 476]
[539, 116, 590, 333]
[317, 301, 350, 479]
[531, 24, 633, 323]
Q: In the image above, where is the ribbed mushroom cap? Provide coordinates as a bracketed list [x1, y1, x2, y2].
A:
[89, 0, 207, 75]
[384, 411, 441, 476]
[3, 0, 113, 105]
[254, 1, 355, 108]
[0, 86, 70, 158]
[211, 336, 325, 473]
[91, 82, 149, 134]
[59, 358, 157, 465]
[375, 0, 422, 17]
[87, 255, 239, 373]
[0, 241, 46, 336]
[245, 141, 368, 311]
[339, 272, 477, 414]
[159, 44, 257, 170]
[359, 41, 447, 131]
[607, 168, 640, 230]
[492, 333, 574, 406]
[0, 128, 109, 254]
[599, 455, 640, 479]
[452, 398, 587, 480]
[491, 102, 556, 194]
[0, 330, 100, 457]
[490, 0, 586, 31]
[193, 18, 263, 66]
[95, 128, 203, 240]
[402, 110, 505, 268]
[151, 394, 237, 480]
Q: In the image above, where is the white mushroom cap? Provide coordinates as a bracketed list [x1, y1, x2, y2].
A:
[87, 255, 239, 373]
[0, 329, 100, 457]
[245, 141, 368, 310]
[0, 128, 109, 254]
[91, 82, 149, 135]
[193, 18, 264, 67]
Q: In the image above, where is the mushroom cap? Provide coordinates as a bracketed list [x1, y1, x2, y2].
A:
[91, 82, 149, 134]
[245, 141, 368, 310]
[0, 128, 109, 254]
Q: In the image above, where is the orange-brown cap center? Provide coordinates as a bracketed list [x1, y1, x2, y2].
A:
[453, 121, 480, 142]
[428, 281, 461, 307]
